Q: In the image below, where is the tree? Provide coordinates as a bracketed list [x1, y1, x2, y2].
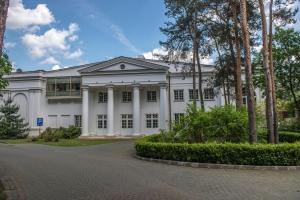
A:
[239, 0, 257, 143]
[258, 0, 275, 143]
[0, 53, 12, 89]
[0, 97, 29, 139]
[0, 0, 9, 55]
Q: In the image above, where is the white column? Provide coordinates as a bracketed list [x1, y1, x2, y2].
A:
[81, 87, 89, 136]
[159, 83, 167, 130]
[106, 84, 114, 135]
[133, 84, 141, 135]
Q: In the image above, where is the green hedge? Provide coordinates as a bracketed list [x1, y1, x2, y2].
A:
[280, 131, 300, 143]
[135, 135, 300, 166]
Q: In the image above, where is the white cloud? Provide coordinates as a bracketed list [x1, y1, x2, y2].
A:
[27, 25, 40, 33]
[6, 0, 55, 30]
[69, 35, 78, 42]
[22, 23, 80, 58]
[64, 49, 83, 59]
[143, 48, 167, 60]
[40, 57, 60, 65]
[110, 24, 141, 54]
[4, 42, 16, 49]
[51, 64, 61, 70]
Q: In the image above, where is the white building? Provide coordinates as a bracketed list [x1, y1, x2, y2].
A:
[0, 56, 257, 137]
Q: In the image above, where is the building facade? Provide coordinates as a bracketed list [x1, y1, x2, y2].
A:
[0, 56, 259, 137]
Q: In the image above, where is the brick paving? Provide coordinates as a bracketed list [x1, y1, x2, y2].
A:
[0, 141, 299, 200]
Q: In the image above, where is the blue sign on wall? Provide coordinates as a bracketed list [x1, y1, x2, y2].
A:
[37, 118, 43, 126]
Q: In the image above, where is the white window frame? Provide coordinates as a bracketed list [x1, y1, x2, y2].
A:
[147, 91, 157, 102]
[98, 92, 108, 103]
[174, 89, 184, 102]
[121, 114, 133, 128]
[145, 114, 158, 128]
[189, 89, 199, 101]
[174, 113, 184, 124]
[204, 88, 214, 100]
[97, 114, 107, 128]
[122, 91, 132, 103]
[74, 115, 82, 128]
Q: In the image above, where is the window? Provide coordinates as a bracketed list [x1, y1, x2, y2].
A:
[204, 88, 214, 100]
[46, 77, 81, 97]
[189, 89, 199, 101]
[146, 114, 158, 128]
[174, 89, 184, 102]
[122, 91, 132, 102]
[74, 115, 82, 128]
[121, 114, 133, 128]
[97, 115, 107, 128]
[98, 92, 108, 103]
[174, 113, 184, 124]
[147, 91, 157, 102]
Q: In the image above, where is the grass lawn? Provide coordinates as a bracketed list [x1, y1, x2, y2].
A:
[0, 138, 131, 147]
[0, 181, 5, 200]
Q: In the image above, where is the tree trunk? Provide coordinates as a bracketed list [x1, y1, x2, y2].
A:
[258, 0, 275, 144]
[195, 43, 205, 110]
[192, 42, 197, 107]
[268, 0, 279, 144]
[0, 0, 9, 56]
[232, 0, 243, 109]
[239, 0, 257, 144]
[223, 82, 228, 105]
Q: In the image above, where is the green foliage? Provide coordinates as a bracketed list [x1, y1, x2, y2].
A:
[40, 126, 81, 142]
[279, 131, 300, 143]
[135, 135, 300, 166]
[171, 105, 248, 143]
[0, 54, 12, 90]
[279, 118, 300, 132]
[0, 97, 28, 139]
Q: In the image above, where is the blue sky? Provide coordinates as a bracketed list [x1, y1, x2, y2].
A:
[4, 0, 167, 71]
[4, 0, 300, 71]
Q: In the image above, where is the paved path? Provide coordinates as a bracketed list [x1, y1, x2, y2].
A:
[0, 141, 299, 200]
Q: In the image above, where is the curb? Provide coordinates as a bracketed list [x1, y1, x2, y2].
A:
[135, 155, 300, 171]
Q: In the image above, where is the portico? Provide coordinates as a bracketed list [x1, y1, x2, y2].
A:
[79, 56, 169, 136]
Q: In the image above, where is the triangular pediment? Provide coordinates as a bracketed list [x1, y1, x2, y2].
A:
[79, 56, 168, 74]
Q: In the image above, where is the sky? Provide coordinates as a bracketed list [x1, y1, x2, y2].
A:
[3, 0, 300, 71]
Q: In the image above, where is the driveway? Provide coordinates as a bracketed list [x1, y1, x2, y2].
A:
[0, 141, 299, 200]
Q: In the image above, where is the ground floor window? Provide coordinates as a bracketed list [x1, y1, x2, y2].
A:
[98, 114, 107, 128]
[121, 114, 133, 128]
[74, 115, 82, 128]
[146, 114, 158, 128]
[174, 113, 184, 125]
[204, 88, 214, 100]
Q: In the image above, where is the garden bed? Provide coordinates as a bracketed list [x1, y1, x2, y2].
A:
[135, 134, 300, 166]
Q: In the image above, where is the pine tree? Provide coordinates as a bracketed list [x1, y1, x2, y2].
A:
[0, 97, 29, 139]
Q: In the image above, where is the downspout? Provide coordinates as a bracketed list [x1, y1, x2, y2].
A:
[168, 72, 172, 130]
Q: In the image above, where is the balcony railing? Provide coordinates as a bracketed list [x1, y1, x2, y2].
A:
[46, 90, 82, 98]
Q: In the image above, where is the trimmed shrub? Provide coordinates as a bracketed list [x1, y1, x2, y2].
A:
[135, 134, 300, 166]
[40, 127, 60, 142]
[39, 126, 81, 142]
[280, 131, 300, 143]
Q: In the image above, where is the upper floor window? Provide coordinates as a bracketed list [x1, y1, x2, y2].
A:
[46, 77, 81, 97]
[147, 91, 157, 102]
[98, 92, 108, 103]
[204, 88, 214, 100]
[146, 114, 158, 128]
[121, 114, 133, 128]
[122, 91, 132, 103]
[98, 114, 107, 128]
[189, 89, 199, 101]
[74, 115, 82, 128]
[174, 89, 184, 102]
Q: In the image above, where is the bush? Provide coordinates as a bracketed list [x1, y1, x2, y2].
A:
[279, 118, 300, 132]
[135, 134, 300, 166]
[40, 126, 81, 142]
[279, 131, 300, 143]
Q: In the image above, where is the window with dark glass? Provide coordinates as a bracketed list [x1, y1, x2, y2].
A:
[98, 92, 108, 103]
[46, 77, 81, 97]
[146, 114, 158, 128]
[98, 115, 107, 128]
[189, 89, 199, 100]
[122, 92, 132, 102]
[174, 113, 184, 124]
[74, 115, 82, 127]
[147, 91, 157, 102]
[174, 89, 184, 102]
[204, 88, 214, 100]
[121, 114, 133, 128]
